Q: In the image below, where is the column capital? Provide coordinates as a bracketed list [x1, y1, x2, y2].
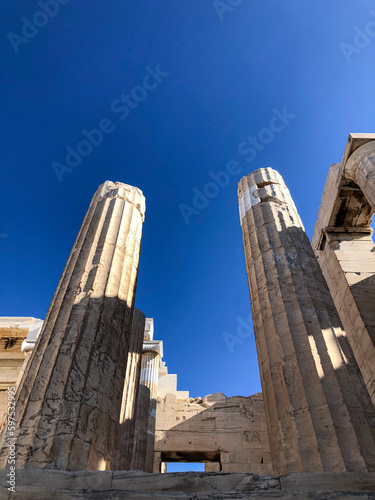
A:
[98, 181, 146, 221]
[344, 141, 375, 186]
[142, 340, 163, 357]
[238, 167, 303, 228]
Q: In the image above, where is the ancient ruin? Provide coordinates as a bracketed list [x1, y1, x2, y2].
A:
[0, 181, 146, 471]
[238, 166, 375, 475]
[1, 134, 375, 498]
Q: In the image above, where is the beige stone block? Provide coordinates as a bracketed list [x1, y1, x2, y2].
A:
[188, 420, 216, 432]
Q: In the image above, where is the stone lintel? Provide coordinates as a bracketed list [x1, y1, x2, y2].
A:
[316, 226, 373, 250]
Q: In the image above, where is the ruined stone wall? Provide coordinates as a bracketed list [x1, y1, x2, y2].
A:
[154, 392, 272, 474]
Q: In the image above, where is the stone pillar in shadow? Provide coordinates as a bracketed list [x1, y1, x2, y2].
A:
[238, 167, 375, 475]
[128, 320, 161, 472]
[0, 181, 145, 471]
[139, 342, 161, 473]
[130, 384, 151, 471]
[114, 308, 146, 470]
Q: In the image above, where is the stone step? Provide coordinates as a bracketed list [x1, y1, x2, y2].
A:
[1, 469, 375, 499]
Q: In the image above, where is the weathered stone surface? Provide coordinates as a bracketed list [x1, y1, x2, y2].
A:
[281, 471, 375, 491]
[202, 392, 227, 404]
[0, 468, 113, 490]
[238, 167, 375, 475]
[3, 490, 375, 499]
[131, 384, 151, 471]
[139, 340, 162, 472]
[115, 309, 146, 470]
[0, 181, 145, 471]
[154, 393, 272, 475]
[312, 134, 375, 407]
[1, 469, 375, 499]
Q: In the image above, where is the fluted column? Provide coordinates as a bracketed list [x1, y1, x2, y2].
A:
[130, 384, 151, 471]
[238, 168, 375, 475]
[114, 308, 146, 470]
[0, 181, 145, 471]
[138, 342, 161, 472]
[140, 349, 160, 401]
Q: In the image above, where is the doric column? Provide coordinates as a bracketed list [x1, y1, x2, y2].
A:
[130, 384, 151, 471]
[238, 168, 375, 475]
[114, 308, 146, 470]
[140, 347, 161, 401]
[128, 324, 161, 473]
[0, 181, 145, 471]
[138, 338, 162, 472]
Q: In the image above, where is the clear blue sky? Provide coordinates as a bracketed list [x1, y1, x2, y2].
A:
[1, 1, 375, 400]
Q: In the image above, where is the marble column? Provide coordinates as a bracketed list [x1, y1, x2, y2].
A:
[114, 308, 146, 470]
[0, 181, 145, 471]
[238, 168, 375, 475]
[130, 384, 151, 471]
[138, 341, 161, 472]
